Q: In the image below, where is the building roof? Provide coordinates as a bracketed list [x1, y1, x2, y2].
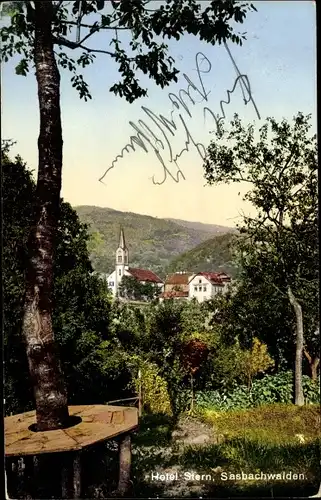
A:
[160, 290, 189, 299]
[189, 272, 231, 285]
[165, 272, 194, 285]
[128, 267, 164, 284]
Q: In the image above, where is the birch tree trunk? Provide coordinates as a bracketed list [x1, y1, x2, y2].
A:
[288, 286, 304, 406]
[22, 1, 69, 431]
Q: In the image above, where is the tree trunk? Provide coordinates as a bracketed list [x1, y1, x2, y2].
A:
[117, 434, 132, 496]
[22, 1, 69, 431]
[311, 357, 320, 381]
[303, 348, 320, 381]
[288, 286, 304, 406]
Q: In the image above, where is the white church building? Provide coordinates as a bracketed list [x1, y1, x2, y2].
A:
[106, 227, 164, 297]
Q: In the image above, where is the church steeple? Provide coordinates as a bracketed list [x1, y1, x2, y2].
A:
[116, 226, 129, 270]
[119, 226, 126, 250]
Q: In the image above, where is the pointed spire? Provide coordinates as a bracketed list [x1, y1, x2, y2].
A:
[118, 226, 126, 249]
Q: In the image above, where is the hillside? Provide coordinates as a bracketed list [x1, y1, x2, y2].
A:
[164, 218, 238, 235]
[75, 205, 237, 278]
[166, 233, 239, 277]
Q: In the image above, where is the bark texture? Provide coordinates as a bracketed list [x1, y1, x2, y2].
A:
[303, 348, 320, 381]
[117, 434, 132, 496]
[73, 452, 82, 499]
[311, 358, 320, 381]
[22, 1, 69, 431]
[288, 286, 304, 406]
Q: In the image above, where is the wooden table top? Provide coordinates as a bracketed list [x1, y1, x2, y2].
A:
[5, 405, 138, 457]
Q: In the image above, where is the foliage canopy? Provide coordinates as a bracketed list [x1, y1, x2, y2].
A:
[1, 0, 257, 102]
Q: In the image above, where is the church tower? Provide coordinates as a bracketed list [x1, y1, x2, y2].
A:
[115, 226, 129, 291]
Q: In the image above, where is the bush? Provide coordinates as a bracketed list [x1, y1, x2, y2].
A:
[133, 361, 173, 416]
[171, 388, 192, 415]
[196, 385, 252, 411]
[196, 371, 320, 411]
[238, 337, 275, 388]
[303, 376, 321, 404]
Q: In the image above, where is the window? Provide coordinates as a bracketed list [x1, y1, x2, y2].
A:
[199, 286, 202, 291]
[119, 269, 122, 276]
[198, 279, 202, 284]
[194, 286, 197, 292]
[118, 255, 122, 263]
[203, 286, 207, 292]
[109, 281, 114, 287]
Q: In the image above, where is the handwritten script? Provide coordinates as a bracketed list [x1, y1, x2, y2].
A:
[99, 42, 261, 185]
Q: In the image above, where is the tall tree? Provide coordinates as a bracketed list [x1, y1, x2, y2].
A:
[203, 112, 318, 405]
[1, 0, 257, 430]
[2, 147, 121, 415]
[23, 2, 69, 431]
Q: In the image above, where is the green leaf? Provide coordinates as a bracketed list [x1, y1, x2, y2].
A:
[96, 0, 105, 11]
[15, 58, 29, 76]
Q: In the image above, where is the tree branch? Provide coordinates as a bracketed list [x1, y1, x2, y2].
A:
[303, 347, 312, 364]
[57, 19, 131, 48]
[273, 144, 297, 179]
[270, 280, 288, 300]
[53, 0, 65, 16]
[53, 35, 114, 56]
[60, 20, 130, 30]
[78, 26, 100, 46]
[76, 0, 83, 43]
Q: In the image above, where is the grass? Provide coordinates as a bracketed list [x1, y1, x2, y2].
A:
[8, 405, 320, 498]
[180, 438, 320, 481]
[131, 413, 176, 497]
[131, 404, 321, 497]
[177, 440, 320, 497]
[202, 403, 321, 444]
[133, 412, 176, 447]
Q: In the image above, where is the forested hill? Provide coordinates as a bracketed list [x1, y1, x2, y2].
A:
[75, 205, 237, 278]
[166, 233, 239, 278]
[164, 218, 235, 234]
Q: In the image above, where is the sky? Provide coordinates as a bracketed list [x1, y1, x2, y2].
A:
[2, 0, 316, 226]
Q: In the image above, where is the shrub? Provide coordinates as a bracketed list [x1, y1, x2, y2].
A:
[170, 387, 188, 417]
[303, 376, 320, 405]
[239, 337, 275, 388]
[196, 385, 252, 411]
[208, 337, 274, 392]
[133, 361, 172, 416]
[196, 371, 320, 411]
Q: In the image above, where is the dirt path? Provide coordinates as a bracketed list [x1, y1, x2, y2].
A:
[133, 415, 222, 497]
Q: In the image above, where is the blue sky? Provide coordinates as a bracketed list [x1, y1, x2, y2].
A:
[2, 0, 316, 225]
